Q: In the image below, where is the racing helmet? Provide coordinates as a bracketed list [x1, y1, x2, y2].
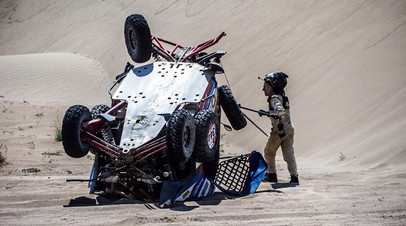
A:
[264, 71, 289, 89]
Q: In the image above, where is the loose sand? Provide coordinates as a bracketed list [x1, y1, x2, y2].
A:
[1, 0, 405, 225]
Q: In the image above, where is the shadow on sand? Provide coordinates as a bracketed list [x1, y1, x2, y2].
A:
[63, 191, 231, 210]
[63, 196, 147, 207]
[64, 186, 290, 210]
[271, 182, 299, 189]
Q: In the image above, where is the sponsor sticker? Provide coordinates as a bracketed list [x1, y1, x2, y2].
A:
[201, 180, 209, 197]
[191, 176, 205, 199]
[208, 89, 218, 111]
[272, 98, 283, 111]
[207, 123, 217, 149]
[182, 189, 191, 200]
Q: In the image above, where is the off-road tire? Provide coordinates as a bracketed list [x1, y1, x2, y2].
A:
[62, 105, 92, 158]
[194, 110, 220, 162]
[218, 85, 247, 130]
[91, 104, 110, 119]
[91, 104, 116, 145]
[124, 14, 152, 63]
[166, 109, 196, 171]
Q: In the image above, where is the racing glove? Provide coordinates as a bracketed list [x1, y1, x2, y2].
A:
[270, 114, 281, 120]
[258, 109, 281, 119]
[277, 123, 286, 138]
[258, 109, 270, 117]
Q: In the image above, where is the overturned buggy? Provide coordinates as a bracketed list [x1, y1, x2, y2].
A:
[62, 14, 266, 205]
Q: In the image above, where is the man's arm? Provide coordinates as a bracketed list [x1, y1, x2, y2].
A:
[270, 95, 287, 138]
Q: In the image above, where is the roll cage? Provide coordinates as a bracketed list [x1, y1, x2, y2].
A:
[152, 32, 226, 63]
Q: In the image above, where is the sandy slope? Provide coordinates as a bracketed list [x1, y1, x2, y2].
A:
[0, 53, 111, 105]
[0, 0, 405, 225]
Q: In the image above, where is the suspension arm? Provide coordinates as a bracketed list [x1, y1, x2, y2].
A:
[82, 130, 121, 158]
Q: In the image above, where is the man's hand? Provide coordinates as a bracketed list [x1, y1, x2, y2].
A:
[258, 109, 270, 117]
[270, 114, 281, 120]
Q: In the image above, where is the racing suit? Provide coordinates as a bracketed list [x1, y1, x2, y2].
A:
[264, 94, 298, 177]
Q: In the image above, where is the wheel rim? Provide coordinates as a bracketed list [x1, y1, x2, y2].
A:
[128, 27, 137, 51]
[183, 125, 191, 149]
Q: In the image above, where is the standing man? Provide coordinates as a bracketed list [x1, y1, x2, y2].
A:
[259, 72, 298, 184]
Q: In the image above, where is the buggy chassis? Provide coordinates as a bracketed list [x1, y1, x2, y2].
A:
[62, 14, 260, 205]
[69, 32, 233, 204]
[80, 32, 227, 162]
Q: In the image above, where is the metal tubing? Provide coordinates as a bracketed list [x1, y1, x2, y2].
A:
[242, 113, 269, 137]
[181, 32, 226, 62]
[82, 131, 121, 158]
[134, 136, 165, 152]
[240, 105, 279, 118]
[106, 100, 127, 116]
[85, 138, 120, 158]
[151, 32, 226, 63]
[83, 130, 120, 152]
[137, 146, 166, 162]
[133, 141, 166, 160]
[170, 44, 180, 55]
[153, 36, 184, 48]
[151, 36, 177, 61]
[82, 100, 126, 135]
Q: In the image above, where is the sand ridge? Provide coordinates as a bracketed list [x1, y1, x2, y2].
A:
[0, 0, 405, 225]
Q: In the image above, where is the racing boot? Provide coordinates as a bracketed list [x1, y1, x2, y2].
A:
[290, 175, 299, 184]
[263, 173, 278, 183]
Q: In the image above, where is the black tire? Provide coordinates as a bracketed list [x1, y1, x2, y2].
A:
[62, 105, 92, 158]
[194, 110, 220, 162]
[218, 85, 247, 130]
[124, 14, 152, 63]
[90, 104, 116, 145]
[91, 104, 110, 119]
[166, 109, 196, 171]
[203, 149, 220, 180]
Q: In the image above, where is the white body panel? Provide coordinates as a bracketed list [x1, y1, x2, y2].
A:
[112, 62, 212, 152]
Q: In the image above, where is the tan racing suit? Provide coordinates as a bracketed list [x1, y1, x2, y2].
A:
[264, 94, 298, 177]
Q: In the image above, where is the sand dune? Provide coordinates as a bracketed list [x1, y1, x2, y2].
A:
[0, 0, 405, 225]
[0, 53, 111, 105]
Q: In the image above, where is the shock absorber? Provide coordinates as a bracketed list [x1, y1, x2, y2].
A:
[159, 149, 175, 181]
[101, 126, 116, 145]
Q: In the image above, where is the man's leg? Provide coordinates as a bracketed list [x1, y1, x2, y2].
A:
[264, 132, 281, 174]
[281, 135, 298, 183]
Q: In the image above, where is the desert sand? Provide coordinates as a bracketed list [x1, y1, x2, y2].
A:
[1, 0, 405, 225]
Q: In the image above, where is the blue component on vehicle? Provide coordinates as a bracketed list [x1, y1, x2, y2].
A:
[201, 78, 218, 111]
[241, 151, 268, 195]
[88, 153, 99, 194]
[158, 181, 182, 206]
[178, 163, 216, 201]
[159, 163, 216, 206]
[189, 173, 207, 199]
[213, 151, 268, 196]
